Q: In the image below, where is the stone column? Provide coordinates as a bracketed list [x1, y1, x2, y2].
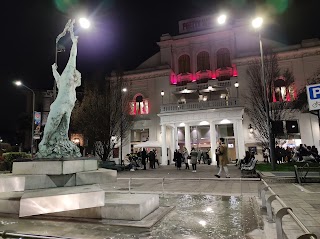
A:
[161, 124, 167, 165]
[171, 126, 177, 163]
[184, 123, 191, 154]
[235, 119, 245, 160]
[210, 121, 217, 165]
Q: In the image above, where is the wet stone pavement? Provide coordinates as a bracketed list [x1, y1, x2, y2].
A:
[0, 164, 320, 238]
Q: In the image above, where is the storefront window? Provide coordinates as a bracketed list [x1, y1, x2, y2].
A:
[216, 124, 234, 138]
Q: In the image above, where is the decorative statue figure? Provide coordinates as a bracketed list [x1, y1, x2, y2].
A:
[37, 19, 81, 158]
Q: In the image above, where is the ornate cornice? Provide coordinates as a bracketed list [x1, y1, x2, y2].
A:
[234, 46, 320, 66]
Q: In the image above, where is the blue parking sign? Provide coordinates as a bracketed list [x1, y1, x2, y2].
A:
[307, 84, 320, 111]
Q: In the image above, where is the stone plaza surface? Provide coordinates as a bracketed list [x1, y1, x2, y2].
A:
[0, 164, 319, 238]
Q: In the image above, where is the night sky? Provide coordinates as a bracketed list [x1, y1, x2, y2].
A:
[1, 0, 320, 144]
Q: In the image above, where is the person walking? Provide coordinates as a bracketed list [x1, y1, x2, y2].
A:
[183, 147, 190, 170]
[215, 138, 230, 178]
[190, 148, 198, 172]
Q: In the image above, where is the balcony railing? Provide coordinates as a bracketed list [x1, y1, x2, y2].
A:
[160, 97, 242, 113]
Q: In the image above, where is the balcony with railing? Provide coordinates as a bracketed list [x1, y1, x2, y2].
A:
[160, 97, 242, 113]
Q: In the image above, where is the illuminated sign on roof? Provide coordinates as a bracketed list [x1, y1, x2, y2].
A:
[179, 15, 214, 34]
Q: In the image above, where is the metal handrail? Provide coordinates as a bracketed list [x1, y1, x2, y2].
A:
[260, 179, 317, 239]
[0, 231, 76, 239]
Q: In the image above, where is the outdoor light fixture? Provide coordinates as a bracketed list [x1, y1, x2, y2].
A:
[79, 17, 90, 29]
[248, 124, 254, 133]
[161, 90, 164, 104]
[122, 87, 127, 92]
[14, 81, 22, 86]
[217, 14, 226, 24]
[252, 17, 263, 29]
[234, 81, 239, 97]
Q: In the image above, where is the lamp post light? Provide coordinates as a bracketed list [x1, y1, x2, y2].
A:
[234, 81, 239, 98]
[252, 17, 275, 169]
[120, 87, 127, 165]
[161, 90, 164, 104]
[14, 81, 35, 157]
[0, 138, 2, 153]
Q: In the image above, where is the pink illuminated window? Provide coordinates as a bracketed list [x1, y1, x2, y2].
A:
[129, 94, 149, 115]
[272, 78, 295, 102]
[197, 51, 210, 71]
[178, 54, 191, 74]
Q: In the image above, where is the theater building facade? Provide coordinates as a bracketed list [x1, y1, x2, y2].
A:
[115, 15, 320, 164]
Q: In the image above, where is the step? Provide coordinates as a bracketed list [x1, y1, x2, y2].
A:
[76, 168, 117, 186]
[0, 175, 25, 192]
[19, 185, 105, 217]
[0, 192, 23, 214]
[49, 193, 159, 221]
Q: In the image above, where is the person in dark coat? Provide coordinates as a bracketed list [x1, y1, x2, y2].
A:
[176, 149, 182, 170]
[141, 148, 147, 170]
[173, 149, 179, 167]
[148, 150, 156, 169]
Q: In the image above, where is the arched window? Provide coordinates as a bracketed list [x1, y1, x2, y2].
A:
[197, 51, 210, 71]
[129, 94, 149, 115]
[274, 79, 287, 102]
[178, 54, 191, 74]
[216, 48, 231, 69]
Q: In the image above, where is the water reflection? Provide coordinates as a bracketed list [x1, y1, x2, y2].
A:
[0, 195, 261, 239]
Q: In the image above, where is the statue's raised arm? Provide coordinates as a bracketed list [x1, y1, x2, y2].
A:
[36, 20, 82, 159]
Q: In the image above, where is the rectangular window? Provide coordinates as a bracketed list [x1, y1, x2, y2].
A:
[216, 124, 234, 137]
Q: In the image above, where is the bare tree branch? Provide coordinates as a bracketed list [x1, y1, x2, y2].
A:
[71, 73, 133, 161]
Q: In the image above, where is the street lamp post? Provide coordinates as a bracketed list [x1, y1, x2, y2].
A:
[14, 81, 35, 157]
[234, 81, 239, 98]
[120, 87, 127, 165]
[252, 17, 276, 169]
[161, 90, 164, 104]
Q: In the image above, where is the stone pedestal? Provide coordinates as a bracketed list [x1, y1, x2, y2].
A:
[19, 185, 105, 217]
[0, 175, 25, 192]
[12, 157, 98, 175]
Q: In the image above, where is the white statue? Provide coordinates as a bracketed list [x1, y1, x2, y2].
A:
[37, 20, 81, 158]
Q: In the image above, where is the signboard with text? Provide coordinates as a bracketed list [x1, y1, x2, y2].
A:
[179, 15, 214, 34]
[307, 84, 320, 111]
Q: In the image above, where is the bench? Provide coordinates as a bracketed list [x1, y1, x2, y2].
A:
[100, 161, 125, 172]
[294, 163, 320, 185]
[241, 158, 258, 178]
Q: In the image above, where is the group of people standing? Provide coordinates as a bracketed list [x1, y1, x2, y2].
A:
[173, 137, 230, 178]
[173, 147, 205, 172]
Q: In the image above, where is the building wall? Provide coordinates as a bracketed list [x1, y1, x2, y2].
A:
[119, 16, 320, 161]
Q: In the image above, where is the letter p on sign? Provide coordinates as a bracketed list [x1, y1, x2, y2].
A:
[309, 86, 320, 99]
[307, 84, 320, 110]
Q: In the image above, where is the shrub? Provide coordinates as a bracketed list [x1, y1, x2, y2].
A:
[2, 152, 31, 172]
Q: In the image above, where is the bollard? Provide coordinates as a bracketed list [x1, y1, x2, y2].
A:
[162, 177, 165, 196]
[129, 178, 131, 194]
[260, 186, 269, 209]
[266, 194, 277, 222]
[275, 207, 291, 239]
